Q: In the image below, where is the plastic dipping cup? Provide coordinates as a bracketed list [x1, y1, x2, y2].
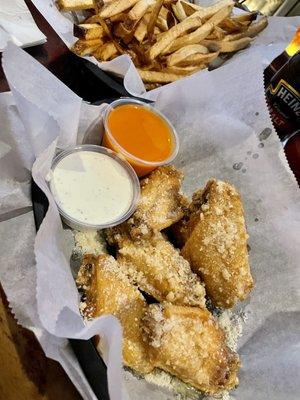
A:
[49, 145, 140, 230]
[103, 98, 179, 177]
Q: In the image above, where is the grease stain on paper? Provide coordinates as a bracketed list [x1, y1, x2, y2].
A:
[259, 127, 272, 141]
[233, 162, 243, 171]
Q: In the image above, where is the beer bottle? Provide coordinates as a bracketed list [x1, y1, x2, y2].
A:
[264, 28, 300, 87]
[265, 29, 300, 141]
[265, 51, 300, 140]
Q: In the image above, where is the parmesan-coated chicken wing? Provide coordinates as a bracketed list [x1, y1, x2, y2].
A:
[76, 254, 154, 374]
[106, 166, 188, 245]
[142, 303, 240, 394]
[175, 179, 253, 308]
[117, 232, 206, 307]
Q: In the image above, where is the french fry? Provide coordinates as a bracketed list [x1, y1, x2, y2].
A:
[128, 0, 154, 21]
[206, 26, 226, 40]
[100, 0, 140, 18]
[128, 42, 149, 64]
[109, 12, 128, 22]
[162, 0, 179, 4]
[172, 1, 187, 22]
[244, 17, 268, 38]
[94, 0, 116, 8]
[134, 13, 150, 42]
[166, 65, 205, 75]
[222, 31, 245, 42]
[114, 21, 131, 37]
[177, 51, 219, 67]
[115, 19, 141, 43]
[154, 26, 161, 35]
[84, 14, 102, 23]
[57, 0, 94, 11]
[156, 14, 169, 31]
[148, 16, 202, 60]
[230, 12, 257, 24]
[202, 37, 251, 53]
[200, 39, 221, 52]
[180, 0, 201, 16]
[98, 16, 126, 54]
[72, 38, 103, 55]
[93, 41, 118, 60]
[185, 0, 234, 21]
[147, 0, 164, 41]
[219, 37, 252, 52]
[164, 5, 232, 55]
[159, 5, 169, 19]
[222, 17, 267, 42]
[78, 24, 104, 40]
[219, 18, 248, 33]
[157, 5, 169, 30]
[64, 0, 267, 87]
[138, 69, 185, 83]
[167, 44, 208, 66]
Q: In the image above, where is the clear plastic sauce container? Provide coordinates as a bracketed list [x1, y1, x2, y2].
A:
[49, 145, 140, 230]
[103, 98, 179, 177]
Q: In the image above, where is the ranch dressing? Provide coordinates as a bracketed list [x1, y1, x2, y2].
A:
[50, 150, 134, 226]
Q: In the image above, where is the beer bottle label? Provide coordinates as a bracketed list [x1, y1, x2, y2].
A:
[267, 79, 300, 118]
[266, 76, 300, 138]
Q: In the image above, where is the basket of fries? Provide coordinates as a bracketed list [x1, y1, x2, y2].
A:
[56, 0, 268, 90]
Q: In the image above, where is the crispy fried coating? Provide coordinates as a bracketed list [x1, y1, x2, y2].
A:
[176, 179, 253, 308]
[107, 166, 188, 245]
[117, 232, 206, 307]
[171, 187, 205, 248]
[142, 303, 240, 394]
[76, 254, 153, 374]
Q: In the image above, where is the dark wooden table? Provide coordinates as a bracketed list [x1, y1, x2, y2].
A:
[0, 285, 81, 400]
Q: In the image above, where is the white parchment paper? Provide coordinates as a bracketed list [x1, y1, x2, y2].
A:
[0, 0, 46, 51]
[0, 24, 299, 400]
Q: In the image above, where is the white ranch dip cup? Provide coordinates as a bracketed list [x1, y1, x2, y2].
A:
[49, 145, 140, 230]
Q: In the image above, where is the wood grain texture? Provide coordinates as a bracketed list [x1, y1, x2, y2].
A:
[0, 288, 81, 400]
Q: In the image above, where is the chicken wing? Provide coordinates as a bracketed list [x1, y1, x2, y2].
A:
[175, 179, 253, 308]
[76, 254, 154, 374]
[170, 187, 205, 248]
[117, 232, 206, 307]
[142, 303, 240, 394]
[107, 165, 188, 245]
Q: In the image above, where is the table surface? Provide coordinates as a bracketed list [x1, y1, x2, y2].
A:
[0, 286, 81, 400]
[0, 2, 299, 399]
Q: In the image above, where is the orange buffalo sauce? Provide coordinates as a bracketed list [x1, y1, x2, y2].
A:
[103, 103, 177, 177]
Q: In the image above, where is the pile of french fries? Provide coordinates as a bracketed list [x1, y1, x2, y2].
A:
[58, 0, 268, 90]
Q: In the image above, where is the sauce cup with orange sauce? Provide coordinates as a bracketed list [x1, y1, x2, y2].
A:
[103, 98, 179, 177]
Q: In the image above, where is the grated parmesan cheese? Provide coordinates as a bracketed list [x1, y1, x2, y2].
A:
[74, 230, 107, 256]
[217, 310, 246, 352]
[144, 369, 202, 399]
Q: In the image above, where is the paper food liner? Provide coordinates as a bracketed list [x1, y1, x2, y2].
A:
[30, 0, 300, 97]
[0, 23, 300, 400]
